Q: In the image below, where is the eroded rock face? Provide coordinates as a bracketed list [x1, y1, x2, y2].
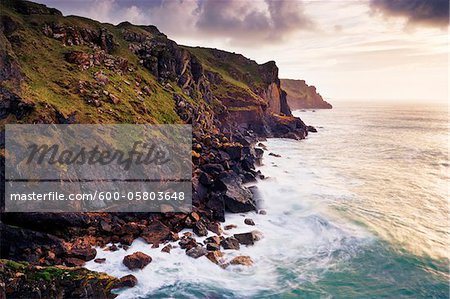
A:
[281, 79, 332, 110]
[122, 252, 152, 270]
[0, 87, 34, 119]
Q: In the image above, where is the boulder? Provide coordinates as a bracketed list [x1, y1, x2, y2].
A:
[216, 172, 256, 213]
[244, 218, 255, 226]
[230, 256, 253, 266]
[113, 274, 138, 288]
[233, 232, 256, 246]
[206, 243, 220, 251]
[206, 251, 224, 265]
[186, 246, 208, 259]
[221, 237, 240, 250]
[122, 252, 152, 270]
[193, 221, 208, 237]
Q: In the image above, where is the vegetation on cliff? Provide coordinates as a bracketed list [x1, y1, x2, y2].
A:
[0, 0, 312, 296]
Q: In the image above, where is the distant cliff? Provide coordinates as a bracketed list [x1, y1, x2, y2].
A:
[281, 79, 332, 109]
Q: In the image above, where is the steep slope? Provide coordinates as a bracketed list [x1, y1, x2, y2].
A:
[281, 79, 332, 109]
[0, 1, 311, 296]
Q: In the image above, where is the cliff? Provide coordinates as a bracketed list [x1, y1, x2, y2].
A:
[0, 0, 310, 296]
[281, 79, 332, 109]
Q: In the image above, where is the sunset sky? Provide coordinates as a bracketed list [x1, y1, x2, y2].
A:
[35, 0, 449, 102]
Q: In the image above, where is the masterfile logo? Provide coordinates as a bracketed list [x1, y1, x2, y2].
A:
[5, 124, 192, 213]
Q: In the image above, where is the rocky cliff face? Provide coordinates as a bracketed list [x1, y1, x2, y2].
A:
[0, 0, 310, 296]
[281, 79, 332, 110]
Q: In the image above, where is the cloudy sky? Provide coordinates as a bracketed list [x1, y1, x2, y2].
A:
[35, 0, 448, 103]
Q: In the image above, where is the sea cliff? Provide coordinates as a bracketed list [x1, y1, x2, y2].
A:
[1, 0, 312, 297]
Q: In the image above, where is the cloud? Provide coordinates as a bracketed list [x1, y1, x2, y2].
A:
[195, 0, 313, 45]
[370, 0, 449, 28]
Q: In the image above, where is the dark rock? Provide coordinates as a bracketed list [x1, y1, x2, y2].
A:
[179, 236, 198, 250]
[64, 257, 85, 267]
[233, 232, 255, 245]
[307, 125, 317, 133]
[193, 221, 208, 237]
[94, 258, 106, 264]
[268, 152, 281, 157]
[216, 172, 256, 213]
[221, 237, 240, 250]
[123, 252, 152, 270]
[206, 243, 220, 251]
[206, 222, 222, 235]
[161, 244, 172, 253]
[224, 224, 237, 230]
[224, 144, 242, 160]
[244, 218, 255, 226]
[186, 246, 208, 259]
[113, 274, 137, 288]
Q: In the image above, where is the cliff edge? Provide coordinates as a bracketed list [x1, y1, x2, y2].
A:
[281, 79, 332, 110]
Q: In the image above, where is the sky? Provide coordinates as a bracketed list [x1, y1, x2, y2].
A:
[34, 0, 449, 103]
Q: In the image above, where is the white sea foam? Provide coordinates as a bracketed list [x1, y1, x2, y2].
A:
[86, 137, 372, 298]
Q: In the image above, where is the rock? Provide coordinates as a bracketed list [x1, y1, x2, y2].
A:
[216, 172, 256, 213]
[206, 251, 224, 264]
[233, 232, 255, 245]
[199, 172, 213, 186]
[224, 224, 237, 230]
[204, 236, 221, 245]
[119, 235, 134, 246]
[193, 221, 208, 237]
[307, 125, 317, 133]
[113, 274, 137, 288]
[258, 209, 267, 215]
[141, 221, 172, 245]
[161, 244, 172, 253]
[123, 252, 152, 270]
[251, 230, 264, 241]
[224, 144, 243, 160]
[64, 258, 85, 267]
[189, 212, 201, 222]
[206, 222, 222, 235]
[108, 244, 118, 252]
[268, 152, 281, 157]
[109, 93, 120, 104]
[94, 258, 106, 264]
[100, 220, 112, 232]
[221, 237, 240, 250]
[244, 218, 255, 226]
[179, 236, 198, 250]
[70, 246, 97, 261]
[186, 246, 208, 259]
[230, 256, 253, 266]
[206, 243, 220, 251]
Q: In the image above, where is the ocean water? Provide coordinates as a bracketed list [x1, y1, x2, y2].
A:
[86, 102, 449, 298]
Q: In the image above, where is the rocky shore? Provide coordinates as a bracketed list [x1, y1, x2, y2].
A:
[0, 1, 313, 297]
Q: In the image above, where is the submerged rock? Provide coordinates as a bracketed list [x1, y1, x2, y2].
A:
[230, 256, 253, 266]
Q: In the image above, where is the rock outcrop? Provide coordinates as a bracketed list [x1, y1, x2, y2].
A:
[0, 0, 317, 294]
[281, 79, 332, 110]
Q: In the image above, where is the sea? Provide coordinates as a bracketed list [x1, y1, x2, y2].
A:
[86, 102, 449, 298]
